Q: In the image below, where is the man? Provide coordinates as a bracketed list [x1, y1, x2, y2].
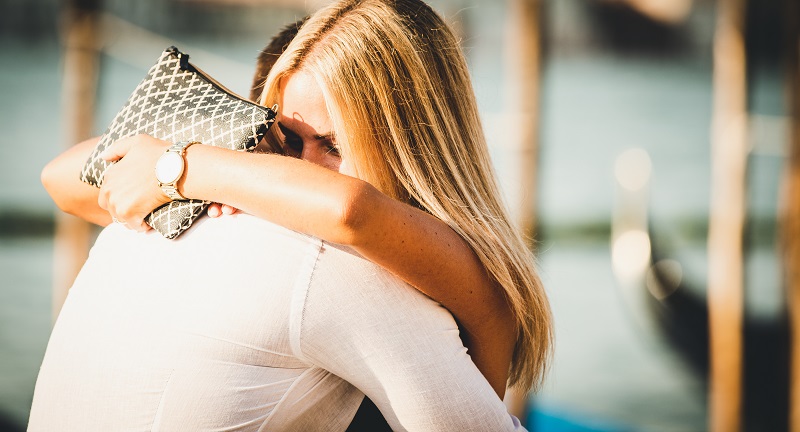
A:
[28, 214, 522, 430]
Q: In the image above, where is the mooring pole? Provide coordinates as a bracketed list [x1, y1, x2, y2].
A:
[53, 0, 101, 321]
[504, 0, 541, 243]
[503, 0, 541, 420]
[707, 0, 748, 430]
[784, 0, 800, 429]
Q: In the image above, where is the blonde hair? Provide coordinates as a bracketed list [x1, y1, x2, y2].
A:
[262, 0, 552, 392]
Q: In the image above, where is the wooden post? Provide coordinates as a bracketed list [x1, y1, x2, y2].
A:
[707, 0, 748, 430]
[504, 0, 541, 242]
[53, 0, 101, 321]
[784, 0, 800, 429]
[503, 0, 541, 420]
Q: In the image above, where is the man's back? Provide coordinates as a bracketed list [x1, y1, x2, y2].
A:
[29, 215, 522, 431]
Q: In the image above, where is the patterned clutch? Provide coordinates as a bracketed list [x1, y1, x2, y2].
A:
[81, 46, 277, 239]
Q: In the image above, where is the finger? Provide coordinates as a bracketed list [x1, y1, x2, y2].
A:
[98, 187, 110, 211]
[109, 213, 122, 226]
[221, 204, 236, 215]
[99, 136, 136, 162]
[120, 217, 140, 232]
[133, 220, 150, 233]
[207, 204, 222, 218]
[117, 210, 145, 231]
[106, 203, 121, 225]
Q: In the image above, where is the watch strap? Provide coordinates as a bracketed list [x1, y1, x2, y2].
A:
[162, 183, 185, 201]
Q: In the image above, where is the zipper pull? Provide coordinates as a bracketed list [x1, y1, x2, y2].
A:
[166, 46, 190, 70]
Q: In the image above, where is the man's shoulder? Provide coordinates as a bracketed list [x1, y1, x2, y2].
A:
[181, 214, 317, 245]
[315, 242, 390, 280]
[94, 214, 321, 261]
[311, 242, 431, 304]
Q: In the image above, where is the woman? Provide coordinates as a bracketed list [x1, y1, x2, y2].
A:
[45, 0, 551, 400]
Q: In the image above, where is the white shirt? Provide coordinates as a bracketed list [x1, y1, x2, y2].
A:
[29, 215, 524, 431]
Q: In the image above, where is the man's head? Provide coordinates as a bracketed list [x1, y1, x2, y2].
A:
[250, 17, 308, 103]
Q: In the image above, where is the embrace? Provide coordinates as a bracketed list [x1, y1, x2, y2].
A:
[29, 0, 553, 430]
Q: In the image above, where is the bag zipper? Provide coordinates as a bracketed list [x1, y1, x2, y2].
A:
[166, 46, 278, 120]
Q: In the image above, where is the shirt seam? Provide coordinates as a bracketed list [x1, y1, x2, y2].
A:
[149, 368, 175, 431]
[288, 237, 323, 363]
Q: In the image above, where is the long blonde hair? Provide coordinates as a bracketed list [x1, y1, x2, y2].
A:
[262, 0, 552, 392]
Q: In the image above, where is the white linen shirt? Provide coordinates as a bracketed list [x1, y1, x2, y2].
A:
[28, 214, 524, 431]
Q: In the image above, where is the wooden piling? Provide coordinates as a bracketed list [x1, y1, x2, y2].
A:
[52, 0, 101, 321]
[502, 0, 541, 420]
[784, 0, 800, 429]
[707, 0, 748, 430]
[504, 0, 541, 244]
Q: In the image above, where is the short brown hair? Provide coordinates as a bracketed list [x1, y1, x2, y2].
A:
[249, 17, 309, 102]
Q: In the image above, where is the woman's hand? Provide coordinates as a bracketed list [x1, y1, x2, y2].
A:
[207, 203, 239, 218]
[98, 134, 172, 231]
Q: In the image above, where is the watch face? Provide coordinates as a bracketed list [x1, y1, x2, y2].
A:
[155, 151, 184, 184]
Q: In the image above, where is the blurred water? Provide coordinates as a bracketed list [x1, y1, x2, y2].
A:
[0, 239, 51, 430]
[0, 40, 64, 214]
[537, 243, 706, 432]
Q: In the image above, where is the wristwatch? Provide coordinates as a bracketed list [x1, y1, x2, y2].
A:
[155, 140, 200, 200]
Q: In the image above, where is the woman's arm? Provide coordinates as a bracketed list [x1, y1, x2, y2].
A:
[100, 135, 516, 397]
[41, 137, 112, 226]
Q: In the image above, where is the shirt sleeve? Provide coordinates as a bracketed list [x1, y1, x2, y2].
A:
[294, 244, 527, 432]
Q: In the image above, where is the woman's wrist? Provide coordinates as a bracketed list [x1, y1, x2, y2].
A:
[154, 141, 200, 201]
[177, 143, 215, 201]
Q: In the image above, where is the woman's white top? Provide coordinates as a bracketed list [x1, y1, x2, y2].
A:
[29, 215, 525, 431]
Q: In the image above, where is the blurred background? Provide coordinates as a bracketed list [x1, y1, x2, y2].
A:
[0, 0, 797, 431]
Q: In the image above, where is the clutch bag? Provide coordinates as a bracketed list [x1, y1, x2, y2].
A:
[80, 46, 277, 239]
